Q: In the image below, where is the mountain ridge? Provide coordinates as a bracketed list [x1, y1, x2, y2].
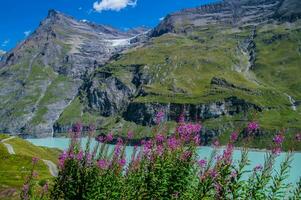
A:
[0, 0, 300, 145]
[0, 9, 149, 136]
[151, 0, 301, 37]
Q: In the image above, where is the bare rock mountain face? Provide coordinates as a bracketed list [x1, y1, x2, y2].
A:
[0, 0, 301, 138]
[0, 10, 148, 137]
[151, 0, 301, 36]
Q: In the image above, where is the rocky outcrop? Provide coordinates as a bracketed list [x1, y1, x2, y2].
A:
[275, 0, 301, 21]
[87, 76, 136, 117]
[238, 28, 257, 70]
[123, 97, 262, 126]
[211, 77, 252, 92]
[84, 64, 151, 117]
[151, 0, 300, 37]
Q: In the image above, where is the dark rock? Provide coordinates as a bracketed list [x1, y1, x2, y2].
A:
[275, 0, 301, 21]
[123, 97, 262, 126]
[211, 77, 252, 92]
[87, 77, 135, 117]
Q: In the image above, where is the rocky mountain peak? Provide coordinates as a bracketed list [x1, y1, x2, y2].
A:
[0, 9, 151, 136]
[45, 9, 75, 23]
[47, 9, 60, 18]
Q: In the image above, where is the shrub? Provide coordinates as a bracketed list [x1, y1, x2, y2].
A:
[22, 118, 301, 200]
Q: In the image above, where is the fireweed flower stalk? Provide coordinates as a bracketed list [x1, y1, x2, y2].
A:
[49, 118, 301, 200]
[244, 133, 287, 199]
[247, 121, 259, 132]
[20, 157, 50, 200]
[155, 110, 165, 125]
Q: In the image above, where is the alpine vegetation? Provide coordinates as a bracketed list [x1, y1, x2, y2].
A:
[21, 114, 301, 200]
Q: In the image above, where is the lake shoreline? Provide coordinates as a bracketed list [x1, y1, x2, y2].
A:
[23, 135, 301, 153]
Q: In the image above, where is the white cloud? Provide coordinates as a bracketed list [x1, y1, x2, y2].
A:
[93, 0, 137, 12]
[24, 30, 31, 37]
[1, 39, 9, 47]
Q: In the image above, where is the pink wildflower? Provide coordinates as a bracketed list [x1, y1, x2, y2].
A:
[42, 183, 49, 193]
[273, 134, 284, 145]
[32, 157, 39, 165]
[58, 151, 68, 168]
[114, 144, 122, 157]
[209, 169, 218, 179]
[143, 140, 153, 156]
[22, 184, 30, 200]
[215, 183, 222, 194]
[155, 133, 165, 143]
[181, 150, 192, 161]
[117, 137, 123, 145]
[155, 110, 165, 124]
[231, 170, 237, 178]
[73, 122, 82, 133]
[118, 158, 126, 167]
[156, 145, 164, 156]
[212, 140, 220, 148]
[96, 135, 105, 143]
[178, 113, 185, 123]
[88, 124, 96, 132]
[230, 132, 238, 142]
[98, 159, 108, 170]
[77, 151, 84, 161]
[198, 159, 207, 168]
[222, 144, 234, 164]
[253, 164, 263, 172]
[127, 131, 134, 139]
[106, 133, 114, 142]
[193, 135, 201, 146]
[272, 146, 282, 156]
[247, 121, 259, 132]
[167, 137, 179, 150]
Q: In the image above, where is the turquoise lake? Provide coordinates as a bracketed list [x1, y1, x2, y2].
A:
[27, 137, 301, 184]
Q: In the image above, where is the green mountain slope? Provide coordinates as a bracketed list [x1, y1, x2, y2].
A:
[0, 0, 300, 150]
[53, 20, 301, 150]
[0, 135, 60, 199]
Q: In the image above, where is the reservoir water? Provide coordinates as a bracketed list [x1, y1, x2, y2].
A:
[27, 137, 301, 184]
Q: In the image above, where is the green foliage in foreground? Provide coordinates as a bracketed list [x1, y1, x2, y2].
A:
[21, 120, 301, 200]
[0, 135, 61, 199]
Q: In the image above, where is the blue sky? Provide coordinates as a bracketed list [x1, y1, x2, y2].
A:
[0, 0, 219, 51]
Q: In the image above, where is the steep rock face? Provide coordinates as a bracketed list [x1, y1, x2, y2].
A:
[276, 0, 301, 20]
[87, 76, 136, 117]
[0, 10, 148, 137]
[151, 0, 300, 37]
[123, 97, 262, 126]
[0, 10, 144, 78]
